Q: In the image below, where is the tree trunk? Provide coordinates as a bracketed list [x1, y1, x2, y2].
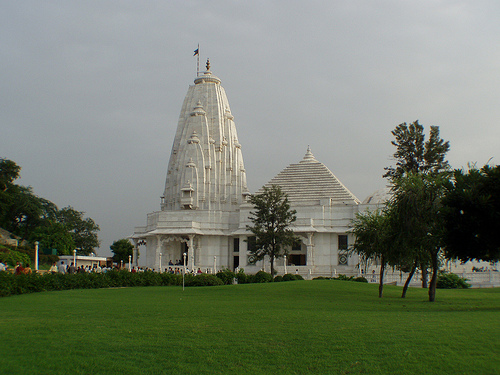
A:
[428, 250, 439, 302]
[378, 256, 385, 298]
[421, 266, 428, 288]
[402, 258, 418, 298]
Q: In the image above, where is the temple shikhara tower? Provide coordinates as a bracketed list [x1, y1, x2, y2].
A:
[132, 61, 384, 275]
[133, 61, 250, 271]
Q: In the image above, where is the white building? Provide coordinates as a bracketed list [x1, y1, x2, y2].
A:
[132, 63, 382, 276]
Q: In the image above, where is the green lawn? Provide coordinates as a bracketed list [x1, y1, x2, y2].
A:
[0, 281, 498, 374]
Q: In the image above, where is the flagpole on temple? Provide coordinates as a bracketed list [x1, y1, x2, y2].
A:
[194, 44, 200, 76]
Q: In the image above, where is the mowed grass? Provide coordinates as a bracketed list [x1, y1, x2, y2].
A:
[0, 281, 499, 375]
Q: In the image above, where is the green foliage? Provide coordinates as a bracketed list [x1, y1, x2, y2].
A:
[110, 239, 134, 263]
[0, 247, 31, 267]
[0, 158, 21, 191]
[442, 165, 500, 263]
[353, 276, 368, 283]
[29, 221, 75, 255]
[185, 274, 223, 287]
[436, 272, 470, 289]
[249, 270, 273, 283]
[56, 206, 100, 255]
[236, 268, 248, 284]
[282, 273, 303, 281]
[246, 185, 299, 276]
[384, 121, 450, 181]
[216, 268, 236, 285]
[273, 275, 283, 282]
[0, 159, 100, 252]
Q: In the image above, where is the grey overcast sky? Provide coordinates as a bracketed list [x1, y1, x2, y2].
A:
[1, 1, 499, 258]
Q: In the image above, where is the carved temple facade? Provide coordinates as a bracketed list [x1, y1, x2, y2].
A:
[132, 63, 384, 276]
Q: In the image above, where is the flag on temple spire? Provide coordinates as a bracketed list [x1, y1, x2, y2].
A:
[193, 45, 199, 56]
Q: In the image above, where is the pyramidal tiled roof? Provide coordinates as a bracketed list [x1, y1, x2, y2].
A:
[260, 148, 360, 204]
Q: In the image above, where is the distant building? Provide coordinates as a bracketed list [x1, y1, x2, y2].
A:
[132, 63, 387, 276]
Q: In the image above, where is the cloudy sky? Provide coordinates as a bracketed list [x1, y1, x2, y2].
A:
[2, 1, 499, 258]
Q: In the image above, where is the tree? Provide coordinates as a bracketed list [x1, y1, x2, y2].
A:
[111, 239, 134, 263]
[29, 221, 75, 255]
[383, 121, 451, 294]
[389, 173, 448, 302]
[0, 158, 21, 191]
[442, 165, 500, 263]
[246, 185, 298, 276]
[350, 209, 392, 298]
[384, 121, 450, 181]
[56, 207, 100, 255]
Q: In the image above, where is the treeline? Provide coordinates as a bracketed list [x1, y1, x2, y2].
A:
[0, 158, 99, 258]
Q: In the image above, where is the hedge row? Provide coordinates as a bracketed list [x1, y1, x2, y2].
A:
[312, 274, 368, 283]
[0, 269, 305, 297]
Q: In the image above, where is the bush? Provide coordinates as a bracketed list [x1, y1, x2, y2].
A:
[353, 276, 368, 283]
[437, 272, 470, 289]
[313, 276, 331, 280]
[186, 274, 223, 287]
[250, 271, 273, 283]
[216, 268, 236, 285]
[236, 268, 248, 284]
[274, 275, 283, 282]
[334, 274, 354, 281]
[282, 273, 304, 281]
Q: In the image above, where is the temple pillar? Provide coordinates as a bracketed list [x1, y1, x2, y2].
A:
[306, 233, 314, 267]
[188, 235, 195, 270]
[239, 235, 248, 268]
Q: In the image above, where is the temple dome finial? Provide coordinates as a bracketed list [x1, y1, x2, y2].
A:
[301, 146, 316, 163]
[206, 58, 210, 71]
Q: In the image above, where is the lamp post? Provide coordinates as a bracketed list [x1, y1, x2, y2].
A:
[73, 249, 77, 268]
[128, 255, 132, 272]
[213, 255, 217, 274]
[159, 253, 162, 273]
[120, 260, 123, 270]
[183, 252, 187, 291]
[284, 255, 287, 275]
[34, 241, 39, 271]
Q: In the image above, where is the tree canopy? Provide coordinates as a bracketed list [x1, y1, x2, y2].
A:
[442, 165, 500, 263]
[384, 121, 450, 181]
[246, 185, 298, 276]
[0, 158, 100, 256]
[110, 239, 134, 263]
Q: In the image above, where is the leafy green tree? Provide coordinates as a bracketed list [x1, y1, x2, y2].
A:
[246, 185, 299, 277]
[350, 209, 392, 298]
[383, 121, 450, 292]
[56, 207, 100, 255]
[442, 165, 500, 263]
[110, 239, 134, 263]
[29, 221, 75, 255]
[0, 158, 21, 191]
[389, 173, 448, 302]
[384, 121, 450, 181]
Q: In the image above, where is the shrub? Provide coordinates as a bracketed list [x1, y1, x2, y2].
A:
[437, 272, 470, 289]
[186, 274, 223, 287]
[313, 276, 331, 280]
[274, 275, 283, 282]
[216, 268, 236, 285]
[236, 268, 248, 284]
[250, 271, 273, 283]
[334, 274, 354, 281]
[282, 273, 304, 281]
[353, 276, 368, 283]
